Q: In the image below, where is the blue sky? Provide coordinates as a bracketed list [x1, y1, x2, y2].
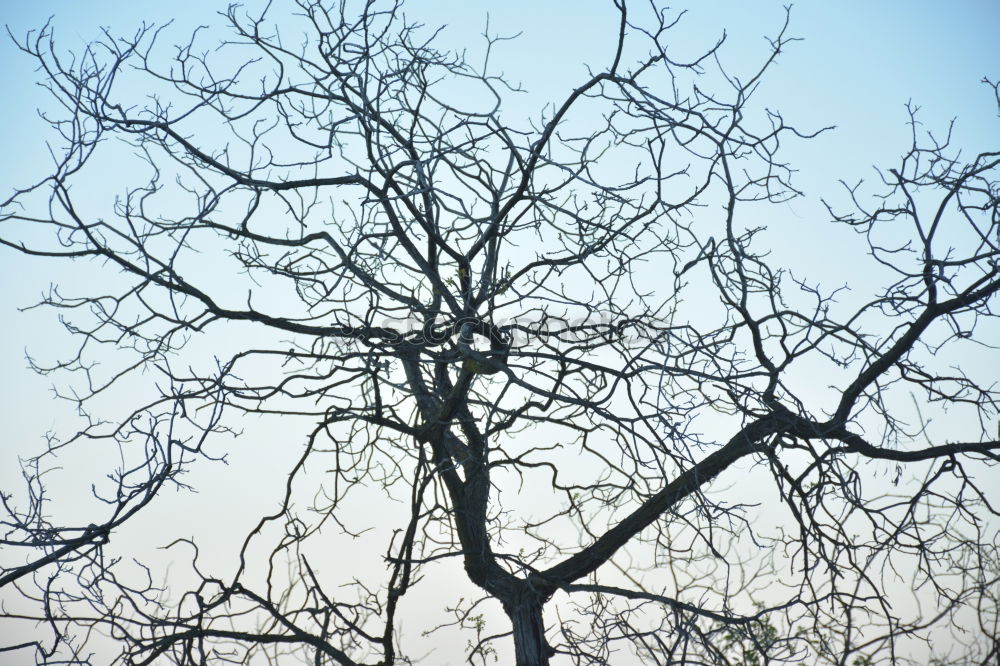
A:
[2, 1, 997, 207]
[3, 0, 996, 451]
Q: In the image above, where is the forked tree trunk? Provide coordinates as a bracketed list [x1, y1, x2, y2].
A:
[508, 599, 551, 666]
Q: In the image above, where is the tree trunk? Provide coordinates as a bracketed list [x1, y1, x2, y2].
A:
[508, 599, 551, 666]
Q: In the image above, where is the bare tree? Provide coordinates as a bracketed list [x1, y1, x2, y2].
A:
[2, 2, 998, 665]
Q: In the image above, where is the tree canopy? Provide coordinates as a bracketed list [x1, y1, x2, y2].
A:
[1, 2, 998, 665]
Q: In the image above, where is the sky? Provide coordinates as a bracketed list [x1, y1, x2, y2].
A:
[0, 0, 996, 430]
[0, 1, 998, 664]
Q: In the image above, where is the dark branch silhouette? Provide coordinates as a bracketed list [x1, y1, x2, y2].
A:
[2, 2, 998, 665]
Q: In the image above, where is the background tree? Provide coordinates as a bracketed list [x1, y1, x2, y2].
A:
[1, 1, 998, 665]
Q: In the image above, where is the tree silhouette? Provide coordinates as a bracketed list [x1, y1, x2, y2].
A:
[2, 2, 998, 665]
